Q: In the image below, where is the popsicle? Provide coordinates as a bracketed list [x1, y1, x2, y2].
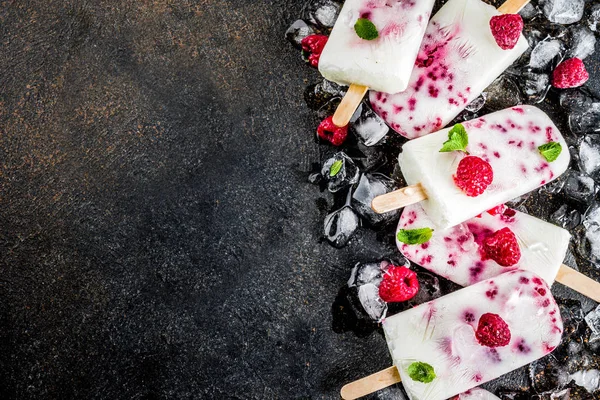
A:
[369, 0, 530, 139]
[341, 270, 563, 400]
[318, 0, 435, 127]
[397, 203, 600, 302]
[453, 388, 501, 400]
[371, 106, 570, 229]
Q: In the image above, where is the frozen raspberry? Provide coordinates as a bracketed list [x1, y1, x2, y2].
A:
[378, 266, 420, 303]
[486, 204, 507, 216]
[552, 58, 589, 89]
[453, 156, 494, 197]
[475, 313, 511, 347]
[482, 227, 521, 267]
[489, 14, 524, 50]
[301, 34, 328, 68]
[317, 116, 348, 146]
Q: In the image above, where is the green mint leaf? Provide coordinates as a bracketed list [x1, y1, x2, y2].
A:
[408, 362, 436, 383]
[329, 160, 343, 177]
[538, 142, 562, 162]
[397, 228, 434, 245]
[354, 18, 379, 40]
[439, 123, 469, 153]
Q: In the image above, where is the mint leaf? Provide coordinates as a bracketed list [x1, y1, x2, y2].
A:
[329, 160, 343, 177]
[538, 142, 562, 162]
[439, 123, 469, 153]
[354, 18, 378, 40]
[408, 362, 436, 383]
[397, 228, 433, 245]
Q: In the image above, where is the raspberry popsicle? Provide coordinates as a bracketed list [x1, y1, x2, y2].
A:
[318, 0, 435, 126]
[370, 0, 529, 139]
[397, 204, 600, 302]
[340, 270, 563, 400]
[371, 106, 570, 229]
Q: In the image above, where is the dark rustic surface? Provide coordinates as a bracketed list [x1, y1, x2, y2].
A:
[0, 1, 598, 399]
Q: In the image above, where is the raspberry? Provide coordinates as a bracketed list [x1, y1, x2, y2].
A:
[301, 34, 328, 68]
[486, 204, 507, 216]
[489, 14, 524, 50]
[552, 58, 589, 89]
[453, 156, 494, 197]
[378, 266, 420, 303]
[482, 227, 521, 267]
[475, 313, 511, 347]
[317, 116, 348, 146]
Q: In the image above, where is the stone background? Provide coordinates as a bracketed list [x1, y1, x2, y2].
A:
[0, 1, 598, 399]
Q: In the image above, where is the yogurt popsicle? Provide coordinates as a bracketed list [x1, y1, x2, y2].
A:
[319, 0, 435, 94]
[369, 0, 529, 139]
[397, 204, 571, 287]
[453, 388, 501, 400]
[384, 270, 562, 400]
[373, 106, 570, 229]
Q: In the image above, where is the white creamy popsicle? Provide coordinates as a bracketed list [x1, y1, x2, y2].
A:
[369, 0, 529, 139]
[319, 0, 435, 94]
[453, 388, 501, 400]
[397, 203, 571, 286]
[399, 106, 570, 229]
[383, 270, 563, 400]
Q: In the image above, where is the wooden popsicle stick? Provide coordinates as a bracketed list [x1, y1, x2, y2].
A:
[498, 0, 531, 14]
[556, 264, 600, 303]
[340, 366, 401, 400]
[333, 84, 369, 127]
[371, 183, 428, 214]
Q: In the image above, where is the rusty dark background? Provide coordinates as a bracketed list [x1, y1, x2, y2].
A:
[0, 0, 599, 399]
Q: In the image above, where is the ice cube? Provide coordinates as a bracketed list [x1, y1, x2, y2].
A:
[529, 39, 563, 70]
[357, 283, 387, 321]
[568, 26, 596, 60]
[582, 202, 600, 263]
[305, 0, 341, 28]
[353, 142, 387, 172]
[542, 0, 585, 24]
[321, 152, 360, 193]
[465, 94, 486, 113]
[285, 20, 315, 48]
[482, 75, 522, 111]
[569, 369, 600, 393]
[348, 260, 394, 288]
[304, 79, 344, 111]
[568, 103, 600, 135]
[520, 3, 541, 20]
[350, 105, 389, 146]
[559, 89, 595, 111]
[585, 305, 600, 335]
[324, 206, 360, 248]
[518, 70, 551, 103]
[562, 170, 597, 203]
[551, 204, 582, 230]
[351, 173, 399, 226]
[578, 135, 600, 180]
[530, 357, 571, 393]
[588, 4, 600, 32]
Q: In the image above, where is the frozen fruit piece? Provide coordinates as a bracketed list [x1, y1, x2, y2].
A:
[489, 14, 524, 50]
[486, 204, 506, 216]
[318, 0, 435, 93]
[475, 313, 511, 347]
[317, 116, 348, 146]
[552, 58, 589, 89]
[453, 156, 494, 197]
[378, 266, 419, 303]
[301, 34, 328, 68]
[482, 227, 521, 267]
